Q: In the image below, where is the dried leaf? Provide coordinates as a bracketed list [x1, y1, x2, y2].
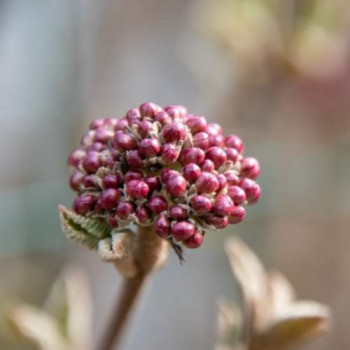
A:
[225, 238, 268, 304]
[9, 305, 68, 350]
[42, 269, 67, 328]
[64, 265, 93, 349]
[251, 301, 330, 350]
[222, 238, 331, 350]
[225, 238, 272, 330]
[58, 205, 111, 249]
[98, 232, 139, 277]
[98, 237, 117, 261]
[217, 300, 242, 347]
[267, 271, 296, 316]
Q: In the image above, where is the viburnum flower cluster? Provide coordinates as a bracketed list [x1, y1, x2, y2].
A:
[67, 103, 261, 251]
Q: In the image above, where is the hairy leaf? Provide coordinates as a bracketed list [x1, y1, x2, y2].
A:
[58, 205, 111, 250]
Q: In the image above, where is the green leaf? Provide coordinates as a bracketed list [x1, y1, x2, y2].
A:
[58, 205, 111, 250]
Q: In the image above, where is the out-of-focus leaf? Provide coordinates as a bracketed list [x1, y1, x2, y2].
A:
[216, 300, 242, 348]
[225, 237, 267, 304]
[267, 271, 296, 316]
[4, 264, 94, 350]
[64, 265, 93, 349]
[225, 237, 272, 330]
[9, 305, 68, 350]
[251, 301, 330, 350]
[221, 238, 331, 350]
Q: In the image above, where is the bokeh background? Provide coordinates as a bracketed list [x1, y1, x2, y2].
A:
[1, 0, 350, 349]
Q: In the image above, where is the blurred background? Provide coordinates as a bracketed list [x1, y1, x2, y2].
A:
[1, 0, 350, 349]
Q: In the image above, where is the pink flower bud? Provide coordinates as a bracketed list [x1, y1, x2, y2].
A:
[107, 214, 119, 228]
[82, 151, 101, 173]
[160, 169, 179, 183]
[209, 134, 224, 147]
[195, 172, 219, 193]
[89, 119, 105, 130]
[126, 150, 144, 168]
[224, 171, 239, 186]
[227, 186, 246, 205]
[179, 147, 205, 166]
[136, 207, 152, 224]
[162, 121, 187, 143]
[148, 195, 168, 214]
[169, 205, 188, 220]
[225, 134, 244, 154]
[102, 174, 121, 189]
[73, 194, 96, 215]
[205, 147, 227, 169]
[145, 176, 161, 193]
[82, 174, 98, 188]
[69, 171, 83, 191]
[104, 118, 118, 127]
[116, 201, 135, 220]
[248, 185, 261, 204]
[103, 156, 116, 170]
[164, 105, 187, 119]
[109, 148, 120, 159]
[125, 108, 141, 124]
[183, 230, 204, 248]
[228, 206, 246, 224]
[124, 170, 144, 183]
[68, 149, 86, 167]
[114, 131, 137, 150]
[190, 195, 212, 214]
[161, 143, 180, 164]
[138, 120, 153, 136]
[241, 157, 260, 179]
[239, 178, 261, 204]
[94, 198, 103, 214]
[100, 188, 121, 210]
[225, 148, 239, 163]
[165, 174, 187, 197]
[193, 132, 209, 150]
[213, 195, 234, 216]
[155, 214, 170, 237]
[186, 115, 207, 133]
[206, 123, 222, 136]
[139, 102, 161, 118]
[95, 128, 113, 143]
[88, 142, 106, 153]
[216, 174, 227, 192]
[139, 138, 161, 158]
[171, 221, 195, 241]
[155, 111, 171, 125]
[183, 163, 201, 183]
[126, 180, 149, 199]
[201, 159, 215, 172]
[206, 215, 228, 229]
[81, 130, 95, 147]
[115, 118, 129, 131]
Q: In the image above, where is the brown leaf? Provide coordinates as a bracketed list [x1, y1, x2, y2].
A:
[250, 301, 330, 350]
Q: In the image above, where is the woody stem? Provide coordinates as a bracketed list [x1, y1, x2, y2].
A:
[97, 225, 168, 350]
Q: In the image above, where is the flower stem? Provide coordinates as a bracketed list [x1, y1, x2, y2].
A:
[97, 225, 168, 350]
[97, 275, 147, 350]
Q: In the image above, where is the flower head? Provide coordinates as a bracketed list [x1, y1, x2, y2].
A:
[66, 103, 261, 253]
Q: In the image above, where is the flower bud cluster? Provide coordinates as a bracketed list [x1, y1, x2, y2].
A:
[67, 103, 261, 250]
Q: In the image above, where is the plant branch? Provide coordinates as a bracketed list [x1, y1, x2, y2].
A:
[97, 275, 146, 350]
[97, 225, 168, 350]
